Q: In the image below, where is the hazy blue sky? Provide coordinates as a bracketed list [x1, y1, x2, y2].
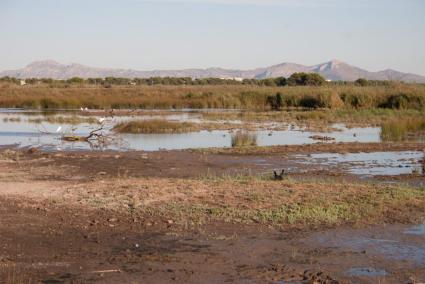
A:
[1, 0, 424, 74]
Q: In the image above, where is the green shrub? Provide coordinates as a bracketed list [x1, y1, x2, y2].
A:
[381, 93, 425, 110]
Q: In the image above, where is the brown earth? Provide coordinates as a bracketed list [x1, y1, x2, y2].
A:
[0, 143, 425, 283]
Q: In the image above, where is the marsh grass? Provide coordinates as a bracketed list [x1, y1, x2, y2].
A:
[201, 109, 425, 130]
[112, 119, 198, 134]
[27, 116, 98, 125]
[1, 83, 425, 111]
[47, 171, 425, 229]
[231, 131, 257, 147]
[380, 118, 425, 141]
[2, 116, 21, 122]
[154, 180, 425, 227]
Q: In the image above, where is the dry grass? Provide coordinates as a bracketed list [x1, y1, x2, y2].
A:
[2, 116, 21, 122]
[52, 176, 425, 228]
[202, 109, 425, 126]
[112, 119, 198, 134]
[27, 115, 98, 125]
[231, 131, 257, 147]
[381, 118, 425, 141]
[1, 83, 425, 110]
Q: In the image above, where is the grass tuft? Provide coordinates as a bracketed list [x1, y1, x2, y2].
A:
[231, 131, 257, 147]
[112, 119, 198, 134]
[380, 118, 425, 141]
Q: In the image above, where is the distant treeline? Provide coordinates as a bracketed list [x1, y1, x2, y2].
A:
[0, 72, 398, 87]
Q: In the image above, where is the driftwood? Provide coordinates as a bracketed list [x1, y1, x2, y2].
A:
[309, 135, 336, 141]
[61, 125, 106, 142]
[36, 108, 142, 149]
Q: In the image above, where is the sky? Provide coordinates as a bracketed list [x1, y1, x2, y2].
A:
[1, 0, 425, 75]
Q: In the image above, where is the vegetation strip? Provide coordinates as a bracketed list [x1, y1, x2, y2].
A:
[1, 81, 425, 111]
[12, 175, 424, 229]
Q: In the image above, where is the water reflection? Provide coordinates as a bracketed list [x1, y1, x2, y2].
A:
[0, 109, 382, 151]
[296, 151, 424, 176]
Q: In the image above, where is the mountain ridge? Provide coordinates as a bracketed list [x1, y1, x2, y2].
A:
[1, 59, 425, 83]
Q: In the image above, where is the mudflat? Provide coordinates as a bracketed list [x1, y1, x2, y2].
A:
[1, 145, 424, 283]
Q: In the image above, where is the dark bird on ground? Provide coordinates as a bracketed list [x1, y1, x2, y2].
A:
[273, 169, 285, 180]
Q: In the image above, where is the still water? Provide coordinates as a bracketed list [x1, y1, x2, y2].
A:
[0, 109, 381, 151]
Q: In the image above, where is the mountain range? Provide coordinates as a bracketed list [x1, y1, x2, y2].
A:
[1, 59, 425, 83]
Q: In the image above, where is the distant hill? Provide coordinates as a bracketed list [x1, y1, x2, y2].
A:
[1, 59, 425, 83]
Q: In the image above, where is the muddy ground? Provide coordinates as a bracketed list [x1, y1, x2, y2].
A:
[0, 143, 425, 283]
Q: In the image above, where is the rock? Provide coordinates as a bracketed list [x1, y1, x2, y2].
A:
[27, 147, 39, 154]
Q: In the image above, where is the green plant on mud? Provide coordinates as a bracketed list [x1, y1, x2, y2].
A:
[146, 179, 425, 228]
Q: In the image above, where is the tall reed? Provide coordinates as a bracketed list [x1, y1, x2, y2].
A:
[231, 131, 257, 147]
[380, 118, 425, 141]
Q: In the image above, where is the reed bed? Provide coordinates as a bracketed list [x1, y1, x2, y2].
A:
[2, 117, 21, 122]
[380, 118, 425, 141]
[112, 119, 198, 134]
[1, 83, 425, 111]
[231, 131, 257, 147]
[27, 116, 98, 125]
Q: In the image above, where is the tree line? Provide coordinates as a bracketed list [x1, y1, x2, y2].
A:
[0, 73, 399, 87]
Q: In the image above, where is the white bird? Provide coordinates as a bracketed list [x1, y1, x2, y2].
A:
[98, 117, 106, 123]
[84, 107, 88, 111]
[80, 107, 84, 111]
[56, 126, 62, 133]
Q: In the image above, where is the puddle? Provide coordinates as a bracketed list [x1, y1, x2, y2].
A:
[295, 151, 424, 176]
[405, 224, 425, 236]
[0, 109, 381, 151]
[308, 223, 425, 266]
[346, 267, 387, 277]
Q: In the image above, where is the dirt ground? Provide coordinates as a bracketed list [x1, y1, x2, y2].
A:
[0, 143, 425, 283]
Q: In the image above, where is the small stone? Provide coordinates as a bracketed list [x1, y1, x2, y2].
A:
[27, 147, 39, 154]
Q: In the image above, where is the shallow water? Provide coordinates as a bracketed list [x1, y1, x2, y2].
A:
[0, 109, 381, 151]
[405, 224, 425, 236]
[345, 267, 387, 277]
[296, 151, 424, 176]
[308, 223, 425, 266]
